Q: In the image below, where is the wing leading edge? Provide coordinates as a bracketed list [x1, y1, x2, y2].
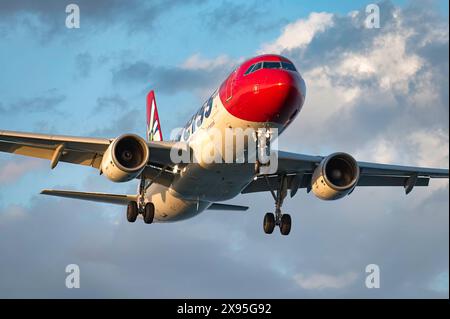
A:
[0, 129, 187, 170]
[0, 129, 110, 169]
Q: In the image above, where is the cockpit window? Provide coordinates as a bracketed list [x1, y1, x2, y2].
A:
[252, 62, 262, 72]
[244, 61, 296, 76]
[263, 61, 282, 69]
[281, 62, 297, 71]
[244, 64, 255, 75]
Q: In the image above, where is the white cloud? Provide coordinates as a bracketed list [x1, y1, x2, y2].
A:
[336, 32, 424, 93]
[354, 128, 449, 168]
[294, 272, 358, 290]
[0, 158, 45, 185]
[259, 12, 334, 54]
[407, 129, 449, 168]
[181, 53, 234, 70]
[0, 205, 27, 224]
[354, 137, 399, 164]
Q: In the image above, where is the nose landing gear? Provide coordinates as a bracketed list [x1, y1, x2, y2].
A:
[263, 175, 292, 236]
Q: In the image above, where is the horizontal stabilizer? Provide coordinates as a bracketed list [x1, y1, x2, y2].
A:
[207, 203, 249, 211]
[40, 189, 137, 205]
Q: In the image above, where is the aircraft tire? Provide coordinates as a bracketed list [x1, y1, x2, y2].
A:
[127, 201, 138, 223]
[143, 202, 155, 224]
[263, 213, 276, 234]
[280, 214, 291, 236]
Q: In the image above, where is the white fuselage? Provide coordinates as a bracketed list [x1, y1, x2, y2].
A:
[143, 89, 281, 222]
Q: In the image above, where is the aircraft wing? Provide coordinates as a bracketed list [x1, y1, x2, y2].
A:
[0, 129, 110, 168]
[0, 129, 184, 170]
[41, 189, 249, 211]
[242, 150, 449, 195]
[41, 189, 138, 205]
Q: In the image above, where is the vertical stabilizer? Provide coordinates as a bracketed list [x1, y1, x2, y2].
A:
[146, 90, 163, 142]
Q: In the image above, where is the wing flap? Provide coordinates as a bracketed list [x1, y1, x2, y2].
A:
[40, 189, 137, 205]
[208, 203, 249, 211]
[242, 174, 312, 194]
[357, 175, 430, 187]
[358, 161, 449, 178]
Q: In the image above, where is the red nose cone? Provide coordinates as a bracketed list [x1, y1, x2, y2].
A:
[258, 70, 305, 125]
[220, 65, 305, 126]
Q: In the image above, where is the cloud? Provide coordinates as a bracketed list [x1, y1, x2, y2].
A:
[0, 196, 297, 298]
[111, 55, 236, 95]
[0, 158, 46, 185]
[276, 1, 448, 166]
[0, 0, 204, 41]
[0, 0, 448, 299]
[354, 128, 449, 168]
[428, 271, 449, 293]
[89, 109, 141, 138]
[94, 94, 129, 113]
[181, 53, 233, 71]
[0, 89, 66, 115]
[260, 12, 334, 54]
[203, 1, 287, 34]
[75, 52, 93, 78]
[294, 272, 358, 290]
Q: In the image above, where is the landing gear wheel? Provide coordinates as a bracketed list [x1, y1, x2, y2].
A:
[127, 201, 138, 223]
[143, 202, 155, 224]
[280, 214, 291, 236]
[263, 213, 276, 234]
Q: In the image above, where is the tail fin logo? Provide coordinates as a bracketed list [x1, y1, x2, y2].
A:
[146, 91, 163, 142]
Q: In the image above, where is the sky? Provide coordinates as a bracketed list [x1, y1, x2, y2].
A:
[0, 0, 448, 298]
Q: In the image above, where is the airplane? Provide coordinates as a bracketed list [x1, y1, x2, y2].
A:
[1, 54, 448, 236]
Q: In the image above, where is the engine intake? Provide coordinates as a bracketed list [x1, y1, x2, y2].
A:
[311, 152, 360, 200]
[101, 134, 149, 182]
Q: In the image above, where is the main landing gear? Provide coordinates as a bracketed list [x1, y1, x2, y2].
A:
[126, 178, 154, 224]
[126, 201, 154, 224]
[263, 175, 292, 236]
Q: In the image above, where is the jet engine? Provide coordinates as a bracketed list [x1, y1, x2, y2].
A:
[100, 134, 149, 182]
[311, 152, 360, 200]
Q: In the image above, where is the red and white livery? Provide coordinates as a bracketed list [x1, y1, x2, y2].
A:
[1, 54, 448, 235]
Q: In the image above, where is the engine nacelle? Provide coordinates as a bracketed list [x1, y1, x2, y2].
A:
[101, 134, 149, 183]
[311, 152, 360, 200]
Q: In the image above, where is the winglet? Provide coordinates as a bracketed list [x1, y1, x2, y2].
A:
[146, 90, 163, 142]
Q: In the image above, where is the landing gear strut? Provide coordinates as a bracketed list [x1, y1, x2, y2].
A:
[263, 175, 292, 236]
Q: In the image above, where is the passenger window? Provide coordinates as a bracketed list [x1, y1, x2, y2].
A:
[263, 61, 281, 69]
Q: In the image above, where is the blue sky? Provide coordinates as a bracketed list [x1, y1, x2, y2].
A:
[0, 0, 448, 298]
